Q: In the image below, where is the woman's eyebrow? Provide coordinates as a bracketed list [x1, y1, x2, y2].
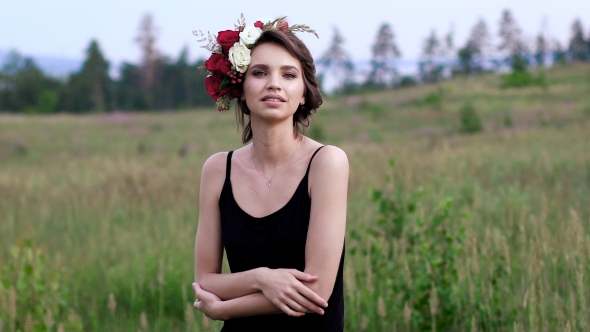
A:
[249, 64, 269, 70]
[249, 64, 300, 72]
[280, 65, 300, 72]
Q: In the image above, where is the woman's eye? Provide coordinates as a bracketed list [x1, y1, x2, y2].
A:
[252, 71, 265, 76]
[284, 73, 296, 79]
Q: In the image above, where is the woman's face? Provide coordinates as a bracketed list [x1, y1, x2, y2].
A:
[242, 43, 305, 121]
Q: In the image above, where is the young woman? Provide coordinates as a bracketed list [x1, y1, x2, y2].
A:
[192, 18, 348, 331]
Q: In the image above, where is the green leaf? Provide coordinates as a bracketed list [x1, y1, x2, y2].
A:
[218, 76, 232, 91]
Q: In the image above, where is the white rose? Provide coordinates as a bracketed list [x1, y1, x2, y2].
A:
[240, 26, 262, 46]
[228, 43, 251, 73]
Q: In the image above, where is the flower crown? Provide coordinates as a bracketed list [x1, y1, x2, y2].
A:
[193, 14, 318, 111]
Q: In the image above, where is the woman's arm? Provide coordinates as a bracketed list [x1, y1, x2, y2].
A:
[194, 152, 327, 318]
[193, 282, 325, 320]
[301, 146, 349, 300]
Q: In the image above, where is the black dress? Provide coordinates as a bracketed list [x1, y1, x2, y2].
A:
[219, 147, 345, 331]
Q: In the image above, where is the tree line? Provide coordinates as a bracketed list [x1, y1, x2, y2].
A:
[320, 9, 590, 92]
[0, 14, 211, 114]
[1, 10, 590, 113]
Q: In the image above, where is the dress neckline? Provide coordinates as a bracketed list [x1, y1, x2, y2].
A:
[227, 176, 307, 220]
[224, 146, 324, 220]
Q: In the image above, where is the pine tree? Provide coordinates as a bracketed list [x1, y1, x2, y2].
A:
[441, 25, 455, 59]
[318, 27, 355, 92]
[568, 19, 588, 61]
[535, 33, 548, 66]
[177, 47, 193, 108]
[552, 40, 567, 65]
[136, 13, 162, 108]
[419, 30, 443, 83]
[366, 23, 401, 88]
[457, 19, 490, 75]
[498, 9, 528, 71]
[63, 40, 112, 112]
[498, 9, 522, 55]
[82, 40, 110, 111]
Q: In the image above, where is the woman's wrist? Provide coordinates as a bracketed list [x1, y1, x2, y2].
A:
[254, 267, 269, 291]
[213, 300, 231, 321]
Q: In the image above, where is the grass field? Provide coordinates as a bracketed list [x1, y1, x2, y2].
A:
[1, 63, 589, 331]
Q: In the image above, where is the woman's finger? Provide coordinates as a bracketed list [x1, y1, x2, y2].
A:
[292, 292, 324, 315]
[297, 284, 328, 308]
[279, 303, 305, 317]
[284, 297, 308, 314]
[288, 269, 318, 282]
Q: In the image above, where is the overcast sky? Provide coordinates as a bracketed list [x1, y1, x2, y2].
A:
[1, 0, 589, 64]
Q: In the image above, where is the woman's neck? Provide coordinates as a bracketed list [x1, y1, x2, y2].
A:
[250, 117, 302, 169]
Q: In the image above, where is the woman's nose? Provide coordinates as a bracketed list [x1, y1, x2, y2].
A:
[266, 73, 282, 91]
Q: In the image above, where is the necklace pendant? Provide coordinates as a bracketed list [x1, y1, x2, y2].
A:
[268, 180, 272, 187]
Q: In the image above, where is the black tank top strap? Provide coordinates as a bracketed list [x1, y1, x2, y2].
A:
[226, 151, 234, 180]
[305, 146, 325, 177]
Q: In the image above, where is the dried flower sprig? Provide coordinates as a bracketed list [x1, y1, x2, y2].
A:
[288, 24, 319, 39]
[192, 30, 222, 53]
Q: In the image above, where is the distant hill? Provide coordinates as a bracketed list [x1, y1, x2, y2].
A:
[0, 49, 81, 78]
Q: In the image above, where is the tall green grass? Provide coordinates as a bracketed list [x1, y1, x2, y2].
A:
[1, 63, 589, 331]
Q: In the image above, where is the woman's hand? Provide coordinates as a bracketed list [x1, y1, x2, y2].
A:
[256, 268, 329, 317]
[193, 282, 226, 321]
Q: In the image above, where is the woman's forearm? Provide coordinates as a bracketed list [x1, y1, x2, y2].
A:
[197, 267, 266, 301]
[215, 291, 284, 320]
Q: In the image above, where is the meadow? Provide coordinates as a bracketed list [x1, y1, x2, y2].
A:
[1, 63, 589, 331]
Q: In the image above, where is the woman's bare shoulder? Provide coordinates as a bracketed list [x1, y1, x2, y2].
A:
[314, 145, 348, 168]
[201, 152, 229, 176]
[200, 152, 233, 194]
[307, 144, 349, 182]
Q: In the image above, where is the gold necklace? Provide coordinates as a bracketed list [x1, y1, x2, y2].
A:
[251, 138, 302, 187]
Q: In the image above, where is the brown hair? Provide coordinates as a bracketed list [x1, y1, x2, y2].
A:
[236, 29, 323, 144]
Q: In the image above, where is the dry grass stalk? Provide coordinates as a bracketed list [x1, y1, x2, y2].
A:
[201, 313, 210, 330]
[528, 283, 537, 331]
[365, 241, 373, 294]
[108, 292, 117, 316]
[403, 301, 412, 325]
[8, 286, 16, 331]
[360, 314, 368, 331]
[158, 259, 165, 286]
[44, 308, 54, 330]
[429, 284, 439, 316]
[24, 313, 32, 332]
[184, 302, 195, 326]
[57, 323, 65, 332]
[377, 296, 386, 318]
[568, 290, 577, 331]
[576, 267, 586, 330]
[140, 311, 148, 330]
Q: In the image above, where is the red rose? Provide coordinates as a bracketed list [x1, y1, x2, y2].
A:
[216, 30, 240, 54]
[205, 53, 231, 77]
[205, 75, 241, 101]
[277, 20, 289, 30]
[254, 21, 264, 28]
[205, 75, 223, 100]
[225, 86, 241, 99]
